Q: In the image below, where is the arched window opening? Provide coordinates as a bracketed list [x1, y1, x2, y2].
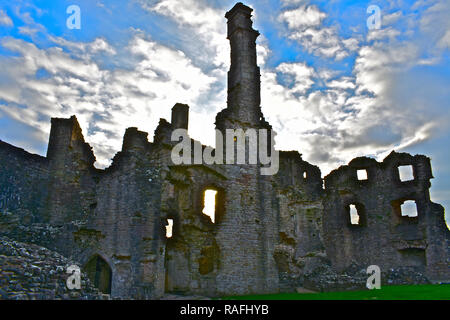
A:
[202, 189, 217, 223]
[84, 255, 112, 294]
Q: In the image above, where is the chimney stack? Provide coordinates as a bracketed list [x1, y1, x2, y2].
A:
[225, 3, 261, 123]
[171, 103, 189, 130]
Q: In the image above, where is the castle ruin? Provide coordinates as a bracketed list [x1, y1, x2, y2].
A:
[0, 3, 448, 299]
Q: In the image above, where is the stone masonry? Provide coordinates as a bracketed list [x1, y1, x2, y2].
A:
[0, 3, 448, 299]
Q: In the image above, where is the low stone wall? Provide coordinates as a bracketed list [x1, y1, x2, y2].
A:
[0, 236, 106, 300]
[303, 264, 430, 292]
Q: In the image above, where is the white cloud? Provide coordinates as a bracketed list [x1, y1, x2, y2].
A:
[382, 11, 402, 26]
[437, 30, 450, 49]
[326, 77, 355, 90]
[0, 34, 217, 168]
[0, 9, 13, 26]
[276, 62, 315, 94]
[367, 27, 401, 41]
[279, 5, 326, 29]
[289, 26, 355, 60]
[419, 1, 450, 47]
[258, 1, 450, 175]
[138, 0, 228, 69]
[354, 42, 419, 95]
[18, 25, 45, 37]
[13, 5, 46, 37]
[279, 4, 359, 60]
[49, 36, 117, 56]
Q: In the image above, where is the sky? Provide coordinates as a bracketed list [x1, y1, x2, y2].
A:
[0, 0, 448, 225]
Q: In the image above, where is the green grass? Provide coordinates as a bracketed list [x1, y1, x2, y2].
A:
[222, 284, 450, 300]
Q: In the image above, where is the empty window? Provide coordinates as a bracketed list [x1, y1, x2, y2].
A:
[349, 204, 360, 225]
[357, 169, 368, 180]
[202, 189, 217, 223]
[398, 165, 414, 182]
[84, 255, 112, 294]
[166, 219, 173, 238]
[400, 200, 418, 217]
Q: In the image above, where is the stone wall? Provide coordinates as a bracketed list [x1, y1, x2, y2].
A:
[75, 126, 168, 299]
[0, 236, 105, 299]
[323, 152, 449, 282]
[45, 116, 99, 226]
[163, 164, 226, 297]
[0, 140, 48, 224]
[273, 151, 328, 291]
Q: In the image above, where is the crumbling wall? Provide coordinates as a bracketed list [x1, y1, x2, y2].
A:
[1, 116, 171, 299]
[323, 151, 449, 282]
[162, 164, 225, 297]
[273, 151, 327, 291]
[0, 140, 48, 225]
[45, 116, 99, 226]
[0, 140, 59, 251]
[0, 236, 105, 299]
[71, 107, 200, 299]
[74, 126, 168, 299]
[161, 127, 280, 298]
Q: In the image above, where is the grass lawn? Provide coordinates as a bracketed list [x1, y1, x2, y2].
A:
[222, 284, 450, 300]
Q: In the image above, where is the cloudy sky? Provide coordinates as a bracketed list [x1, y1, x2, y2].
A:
[0, 0, 448, 224]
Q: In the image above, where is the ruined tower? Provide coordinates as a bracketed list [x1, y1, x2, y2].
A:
[216, 2, 268, 131]
[210, 3, 279, 296]
[225, 3, 260, 122]
[46, 116, 97, 225]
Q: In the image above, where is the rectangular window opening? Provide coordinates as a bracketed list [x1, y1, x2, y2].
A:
[203, 189, 217, 223]
[398, 165, 414, 182]
[357, 169, 368, 180]
[400, 200, 418, 217]
[166, 219, 173, 238]
[349, 204, 360, 225]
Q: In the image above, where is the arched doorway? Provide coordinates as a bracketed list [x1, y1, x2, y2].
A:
[84, 255, 112, 294]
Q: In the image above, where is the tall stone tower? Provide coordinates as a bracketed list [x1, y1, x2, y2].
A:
[216, 2, 268, 130]
[213, 2, 279, 296]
